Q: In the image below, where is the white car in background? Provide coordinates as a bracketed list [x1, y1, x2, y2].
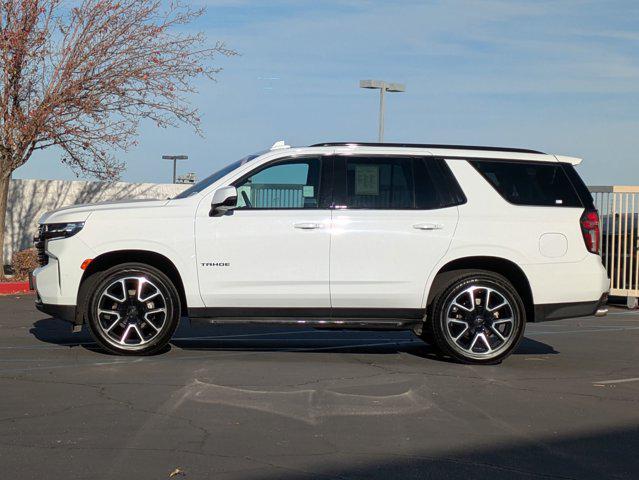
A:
[33, 141, 609, 364]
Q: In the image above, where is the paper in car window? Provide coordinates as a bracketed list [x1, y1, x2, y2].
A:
[302, 185, 314, 198]
[355, 165, 379, 195]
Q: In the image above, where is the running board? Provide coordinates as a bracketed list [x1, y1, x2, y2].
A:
[187, 307, 424, 330]
[189, 316, 421, 330]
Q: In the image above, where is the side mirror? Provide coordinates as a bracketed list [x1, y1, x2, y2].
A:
[210, 186, 237, 216]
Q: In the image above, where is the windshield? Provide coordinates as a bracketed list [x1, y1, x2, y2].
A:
[173, 153, 262, 199]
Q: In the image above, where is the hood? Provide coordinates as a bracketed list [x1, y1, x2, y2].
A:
[39, 198, 170, 224]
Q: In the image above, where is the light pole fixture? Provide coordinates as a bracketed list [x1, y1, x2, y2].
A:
[162, 154, 188, 183]
[359, 80, 406, 142]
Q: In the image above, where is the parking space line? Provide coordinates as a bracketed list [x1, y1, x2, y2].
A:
[528, 326, 639, 335]
[605, 311, 639, 316]
[593, 377, 639, 385]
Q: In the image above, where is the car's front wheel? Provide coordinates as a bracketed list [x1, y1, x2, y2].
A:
[87, 263, 180, 355]
[429, 271, 526, 364]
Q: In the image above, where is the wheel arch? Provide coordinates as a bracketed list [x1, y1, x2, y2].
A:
[77, 250, 188, 323]
[426, 256, 535, 323]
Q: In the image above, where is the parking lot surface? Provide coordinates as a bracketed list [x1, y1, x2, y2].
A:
[1, 295, 639, 479]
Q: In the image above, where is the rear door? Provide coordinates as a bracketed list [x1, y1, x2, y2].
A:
[329, 155, 462, 313]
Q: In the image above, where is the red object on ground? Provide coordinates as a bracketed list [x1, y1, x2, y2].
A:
[0, 281, 32, 295]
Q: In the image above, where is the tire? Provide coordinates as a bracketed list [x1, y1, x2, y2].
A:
[86, 263, 181, 355]
[430, 271, 526, 364]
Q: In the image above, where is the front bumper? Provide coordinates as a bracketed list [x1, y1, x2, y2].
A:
[32, 232, 95, 306]
[35, 298, 77, 324]
[533, 293, 608, 322]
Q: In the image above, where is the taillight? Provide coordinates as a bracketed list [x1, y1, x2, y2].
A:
[580, 209, 600, 254]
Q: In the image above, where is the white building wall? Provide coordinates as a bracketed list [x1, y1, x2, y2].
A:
[4, 179, 189, 264]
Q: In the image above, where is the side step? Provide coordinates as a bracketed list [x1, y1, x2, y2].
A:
[187, 307, 425, 330]
[189, 317, 421, 330]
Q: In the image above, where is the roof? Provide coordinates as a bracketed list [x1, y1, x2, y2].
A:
[310, 142, 545, 155]
[554, 155, 582, 165]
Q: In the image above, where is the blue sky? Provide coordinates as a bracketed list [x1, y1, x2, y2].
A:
[14, 0, 639, 185]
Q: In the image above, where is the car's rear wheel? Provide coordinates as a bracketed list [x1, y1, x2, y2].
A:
[429, 271, 526, 364]
[87, 263, 180, 355]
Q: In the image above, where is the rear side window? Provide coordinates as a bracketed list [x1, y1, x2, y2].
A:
[345, 157, 413, 208]
[415, 158, 466, 208]
[335, 156, 465, 209]
[561, 163, 595, 209]
[469, 160, 582, 207]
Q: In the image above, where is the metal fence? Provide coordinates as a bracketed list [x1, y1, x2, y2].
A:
[590, 186, 639, 301]
[249, 184, 305, 208]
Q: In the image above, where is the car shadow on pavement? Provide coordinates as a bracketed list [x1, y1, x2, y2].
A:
[29, 317, 558, 359]
[30, 317, 93, 345]
[248, 425, 639, 480]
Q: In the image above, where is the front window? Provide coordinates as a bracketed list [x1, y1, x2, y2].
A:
[234, 157, 323, 209]
[173, 152, 262, 199]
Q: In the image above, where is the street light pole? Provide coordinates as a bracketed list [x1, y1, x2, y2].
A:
[162, 154, 188, 183]
[378, 85, 385, 142]
[359, 80, 406, 142]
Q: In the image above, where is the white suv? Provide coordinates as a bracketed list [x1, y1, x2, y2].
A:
[33, 141, 609, 363]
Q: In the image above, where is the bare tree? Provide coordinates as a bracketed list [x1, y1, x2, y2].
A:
[0, 0, 236, 272]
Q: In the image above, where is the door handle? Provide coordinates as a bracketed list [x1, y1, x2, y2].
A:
[413, 223, 443, 230]
[294, 222, 322, 230]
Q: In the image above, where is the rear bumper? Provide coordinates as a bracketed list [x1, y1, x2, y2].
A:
[523, 255, 610, 305]
[533, 293, 608, 322]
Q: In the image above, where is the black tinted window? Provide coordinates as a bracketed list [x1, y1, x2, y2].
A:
[561, 163, 594, 209]
[470, 160, 582, 207]
[345, 157, 413, 208]
[414, 158, 466, 209]
[339, 156, 464, 209]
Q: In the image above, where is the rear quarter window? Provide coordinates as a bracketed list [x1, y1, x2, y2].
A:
[561, 163, 595, 209]
[469, 159, 582, 207]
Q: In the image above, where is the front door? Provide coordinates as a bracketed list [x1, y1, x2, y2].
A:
[329, 155, 460, 313]
[195, 156, 333, 310]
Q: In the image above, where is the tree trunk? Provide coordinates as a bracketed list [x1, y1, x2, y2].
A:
[0, 174, 11, 278]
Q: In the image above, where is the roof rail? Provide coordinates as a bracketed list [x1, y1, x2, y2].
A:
[310, 142, 545, 155]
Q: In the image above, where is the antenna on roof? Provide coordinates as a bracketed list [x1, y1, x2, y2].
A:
[270, 140, 290, 150]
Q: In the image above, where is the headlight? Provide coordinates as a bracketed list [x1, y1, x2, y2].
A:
[42, 222, 85, 240]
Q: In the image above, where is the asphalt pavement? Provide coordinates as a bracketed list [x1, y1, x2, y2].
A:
[1, 294, 639, 479]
